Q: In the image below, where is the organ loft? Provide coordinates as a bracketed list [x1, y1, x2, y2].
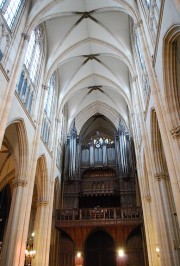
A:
[55, 118, 146, 265]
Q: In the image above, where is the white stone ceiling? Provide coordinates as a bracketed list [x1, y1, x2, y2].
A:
[28, 0, 138, 133]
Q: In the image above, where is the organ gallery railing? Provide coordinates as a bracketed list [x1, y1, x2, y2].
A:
[55, 207, 142, 227]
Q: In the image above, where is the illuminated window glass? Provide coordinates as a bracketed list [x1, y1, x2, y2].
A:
[24, 28, 41, 83]
[24, 31, 35, 69]
[4, 0, 23, 28]
[29, 44, 40, 82]
[0, 0, 6, 9]
[45, 74, 56, 120]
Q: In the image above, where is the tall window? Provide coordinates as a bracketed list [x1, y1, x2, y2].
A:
[0, 0, 24, 28]
[41, 74, 56, 147]
[24, 28, 41, 83]
[144, 0, 162, 41]
[17, 27, 42, 116]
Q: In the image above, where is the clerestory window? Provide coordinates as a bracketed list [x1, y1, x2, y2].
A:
[24, 28, 41, 83]
[17, 26, 43, 116]
[0, 0, 24, 29]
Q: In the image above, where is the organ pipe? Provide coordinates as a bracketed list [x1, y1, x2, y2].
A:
[69, 120, 77, 179]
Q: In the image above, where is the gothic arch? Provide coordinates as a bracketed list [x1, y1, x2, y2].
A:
[0, 119, 28, 189]
[74, 101, 126, 134]
[84, 229, 116, 266]
[163, 25, 180, 133]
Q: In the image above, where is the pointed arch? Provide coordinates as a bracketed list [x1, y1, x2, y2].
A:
[73, 101, 127, 134]
[3, 119, 29, 182]
[163, 25, 180, 132]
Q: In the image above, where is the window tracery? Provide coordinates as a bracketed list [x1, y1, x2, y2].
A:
[0, 0, 24, 28]
[0, 0, 24, 65]
[143, 0, 162, 42]
[17, 27, 42, 116]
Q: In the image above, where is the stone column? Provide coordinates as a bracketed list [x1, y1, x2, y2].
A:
[0, 33, 29, 148]
[32, 200, 49, 266]
[134, 20, 180, 226]
[0, 179, 28, 266]
[131, 77, 173, 266]
[154, 173, 180, 265]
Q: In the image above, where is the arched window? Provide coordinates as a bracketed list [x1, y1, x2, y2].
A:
[0, 0, 23, 28]
[24, 31, 35, 69]
[16, 26, 43, 116]
[24, 28, 41, 83]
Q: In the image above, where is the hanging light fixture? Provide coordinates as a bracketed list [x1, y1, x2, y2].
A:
[24, 239, 36, 266]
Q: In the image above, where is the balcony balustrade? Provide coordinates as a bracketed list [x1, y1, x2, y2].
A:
[55, 207, 142, 228]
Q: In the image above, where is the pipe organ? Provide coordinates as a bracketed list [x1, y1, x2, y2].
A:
[63, 121, 137, 210]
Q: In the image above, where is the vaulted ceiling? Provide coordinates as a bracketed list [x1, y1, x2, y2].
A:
[29, 0, 139, 134]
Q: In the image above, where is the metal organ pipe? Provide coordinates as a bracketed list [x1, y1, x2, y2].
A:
[89, 141, 94, 167]
[118, 122, 130, 177]
[102, 139, 107, 166]
[69, 121, 77, 179]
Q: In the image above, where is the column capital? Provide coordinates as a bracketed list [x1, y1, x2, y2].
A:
[21, 33, 30, 41]
[145, 195, 152, 203]
[154, 172, 169, 182]
[170, 126, 180, 139]
[12, 179, 28, 188]
[134, 20, 143, 30]
[36, 200, 49, 207]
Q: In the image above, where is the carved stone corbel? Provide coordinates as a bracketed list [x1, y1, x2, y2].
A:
[154, 172, 169, 182]
[170, 126, 180, 139]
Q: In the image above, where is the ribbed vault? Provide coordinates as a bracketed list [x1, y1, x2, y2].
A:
[27, 0, 139, 131]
